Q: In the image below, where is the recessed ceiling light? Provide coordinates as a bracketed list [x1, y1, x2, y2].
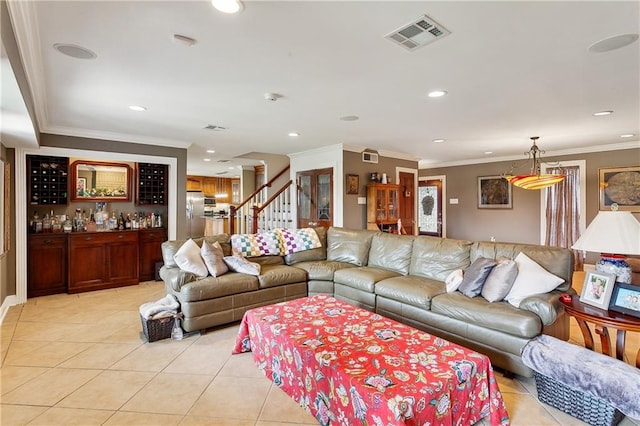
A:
[53, 43, 97, 59]
[211, 0, 243, 13]
[228, 166, 235, 170]
[206, 150, 216, 153]
[340, 115, 359, 121]
[288, 132, 300, 137]
[129, 105, 147, 112]
[620, 134, 635, 138]
[432, 139, 445, 143]
[484, 151, 493, 155]
[203, 158, 211, 162]
[589, 34, 639, 53]
[427, 90, 447, 98]
[593, 110, 613, 116]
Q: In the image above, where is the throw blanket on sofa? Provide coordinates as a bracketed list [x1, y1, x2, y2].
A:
[522, 334, 640, 419]
[233, 295, 509, 426]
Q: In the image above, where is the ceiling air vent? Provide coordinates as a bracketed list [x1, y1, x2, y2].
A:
[362, 151, 379, 164]
[204, 124, 227, 131]
[385, 14, 450, 51]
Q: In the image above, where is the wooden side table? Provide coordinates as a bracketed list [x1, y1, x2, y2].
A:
[561, 295, 640, 367]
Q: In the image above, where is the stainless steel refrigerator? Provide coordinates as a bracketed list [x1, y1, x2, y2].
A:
[186, 190, 205, 238]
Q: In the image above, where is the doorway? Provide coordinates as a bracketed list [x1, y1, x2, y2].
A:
[418, 178, 444, 237]
[398, 171, 416, 234]
[297, 167, 333, 228]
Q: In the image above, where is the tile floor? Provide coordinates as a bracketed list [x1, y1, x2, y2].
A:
[1, 281, 639, 426]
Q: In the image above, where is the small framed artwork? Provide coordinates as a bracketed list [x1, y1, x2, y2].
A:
[76, 177, 87, 196]
[478, 176, 512, 209]
[346, 174, 359, 195]
[599, 166, 640, 212]
[608, 282, 640, 318]
[579, 270, 616, 309]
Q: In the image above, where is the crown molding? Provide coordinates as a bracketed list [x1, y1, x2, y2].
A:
[43, 126, 193, 149]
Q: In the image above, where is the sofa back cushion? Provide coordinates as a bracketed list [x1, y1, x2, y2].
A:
[471, 241, 573, 291]
[162, 234, 231, 268]
[409, 236, 473, 281]
[327, 227, 377, 266]
[368, 233, 415, 275]
[284, 227, 327, 265]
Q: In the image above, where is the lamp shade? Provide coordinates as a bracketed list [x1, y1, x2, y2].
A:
[507, 174, 565, 190]
[571, 211, 640, 255]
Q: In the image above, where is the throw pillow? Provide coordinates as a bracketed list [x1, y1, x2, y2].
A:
[277, 228, 323, 254]
[173, 239, 208, 278]
[231, 231, 282, 257]
[458, 257, 497, 297]
[504, 252, 564, 307]
[445, 269, 464, 293]
[201, 241, 229, 277]
[223, 255, 261, 276]
[481, 257, 518, 302]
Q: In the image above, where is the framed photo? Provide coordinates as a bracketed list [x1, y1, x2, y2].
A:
[579, 270, 616, 309]
[608, 282, 640, 318]
[76, 177, 87, 195]
[478, 176, 512, 209]
[346, 174, 359, 195]
[599, 166, 640, 212]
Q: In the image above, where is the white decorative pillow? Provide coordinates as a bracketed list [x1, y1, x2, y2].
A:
[504, 252, 564, 307]
[445, 269, 464, 293]
[231, 231, 282, 257]
[201, 241, 229, 278]
[482, 257, 518, 302]
[223, 255, 261, 276]
[277, 228, 323, 254]
[173, 239, 208, 278]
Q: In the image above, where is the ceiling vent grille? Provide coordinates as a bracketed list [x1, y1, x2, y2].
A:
[385, 14, 450, 51]
[204, 124, 227, 131]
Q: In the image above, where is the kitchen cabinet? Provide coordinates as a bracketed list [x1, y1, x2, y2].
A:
[202, 177, 217, 197]
[138, 228, 167, 281]
[68, 231, 139, 293]
[28, 234, 68, 297]
[27, 155, 69, 206]
[367, 183, 400, 232]
[136, 163, 167, 205]
[186, 176, 203, 191]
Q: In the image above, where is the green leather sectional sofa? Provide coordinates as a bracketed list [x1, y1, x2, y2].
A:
[160, 226, 574, 377]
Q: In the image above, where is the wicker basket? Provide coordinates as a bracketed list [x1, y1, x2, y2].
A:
[140, 314, 174, 342]
[533, 371, 624, 426]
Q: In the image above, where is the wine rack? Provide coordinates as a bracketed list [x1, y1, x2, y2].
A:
[27, 155, 69, 205]
[136, 163, 167, 205]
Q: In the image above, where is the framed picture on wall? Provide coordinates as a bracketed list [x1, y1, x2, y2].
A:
[346, 174, 359, 195]
[599, 166, 640, 212]
[478, 176, 512, 209]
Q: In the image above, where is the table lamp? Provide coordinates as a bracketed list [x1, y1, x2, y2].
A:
[571, 206, 640, 283]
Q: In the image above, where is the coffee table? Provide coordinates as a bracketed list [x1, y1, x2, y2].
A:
[233, 295, 509, 425]
[561, 295, 640, 367]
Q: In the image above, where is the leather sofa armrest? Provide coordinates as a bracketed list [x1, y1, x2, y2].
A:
[159, 266, 197, 292]
[519, 291, 563, 326]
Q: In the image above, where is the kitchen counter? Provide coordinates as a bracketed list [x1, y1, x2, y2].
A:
[204, 216, 228, 236]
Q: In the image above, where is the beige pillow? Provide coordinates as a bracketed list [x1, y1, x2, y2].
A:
[481, 257, 518, 302]
[173, 239, 208, 278]
[504, 252, 564, 307]
[201, 241, 229, 277]
[223, 255, 261, 276]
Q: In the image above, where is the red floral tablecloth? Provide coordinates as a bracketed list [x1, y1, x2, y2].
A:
[232, 295, 509, 425]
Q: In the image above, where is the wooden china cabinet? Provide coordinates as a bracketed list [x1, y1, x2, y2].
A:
[367, 183, 400, 232]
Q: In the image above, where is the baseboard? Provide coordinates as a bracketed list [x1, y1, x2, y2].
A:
[0, 295, 18, 325]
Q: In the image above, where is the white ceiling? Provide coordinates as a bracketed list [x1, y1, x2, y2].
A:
[6, 1, 640, 176]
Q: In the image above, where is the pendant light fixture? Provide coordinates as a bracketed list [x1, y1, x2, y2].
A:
[504, 137, 565, 190]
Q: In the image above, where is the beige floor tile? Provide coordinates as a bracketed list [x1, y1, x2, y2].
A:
[0, 365, 49, 394]
[502, 393, 560, 425]
[59, 342, 140, 369]
[102, 324, 150, 344]
[3, 341, 93, 367]
[28, 407, 115, 425]
[102, 411, 183, 425]
[163, 340, 231, 375]
[0, 404, 48, 426]
[11, 320, 93, 342]
[108, 338, 194, 372]
[255, 422, 319, 426]
[56, 370, 156, 410]
[121, 372, 213, 415]
[2, 368, 101, 406]
[259, 384, 317, 424]
[3, 340, 50, 365]
[494, 373, 529, 394]
[188, 375, 271, 420]
[219, 351, 268, 379]
[180, 416, 255, 426]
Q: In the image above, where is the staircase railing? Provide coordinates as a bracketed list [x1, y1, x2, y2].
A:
[229, 165, 292, 234]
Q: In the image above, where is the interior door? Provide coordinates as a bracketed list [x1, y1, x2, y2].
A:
[398, 172, 415, 234]
[419, 179, 443, 237]
[297, 168, 333, 228]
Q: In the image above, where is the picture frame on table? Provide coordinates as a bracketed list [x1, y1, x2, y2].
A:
[346, 174, 359, 195]
[478, 176, 512, 209]
[598, 166, 640, 212]
[579, 270, 616, 310]
[608, 282, 640, 318]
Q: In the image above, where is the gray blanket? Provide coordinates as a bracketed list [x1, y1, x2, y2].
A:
[522, 334, 640, 420]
